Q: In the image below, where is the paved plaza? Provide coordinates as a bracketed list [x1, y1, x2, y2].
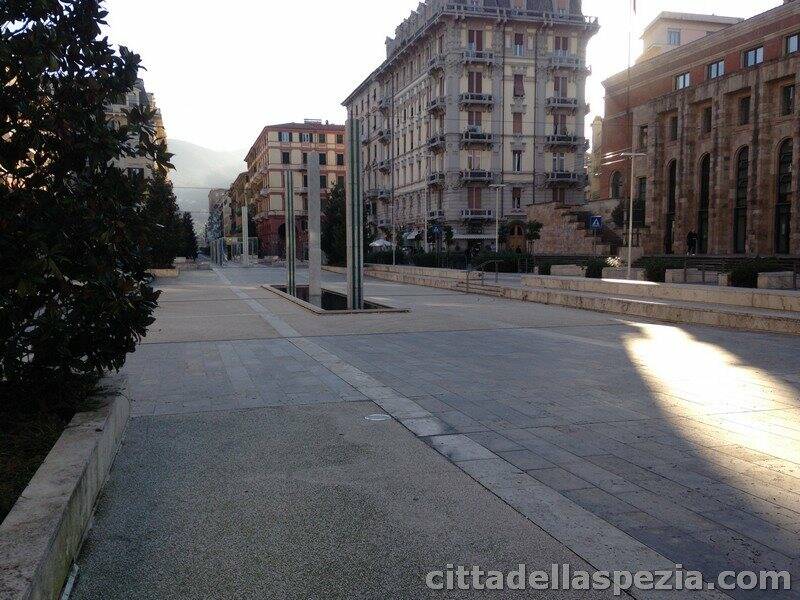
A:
[73, 266, 800, 599]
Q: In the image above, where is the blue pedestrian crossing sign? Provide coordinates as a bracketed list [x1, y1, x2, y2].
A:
[589, 215, 603, 231]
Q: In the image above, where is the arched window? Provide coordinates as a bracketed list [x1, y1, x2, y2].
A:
[776, 139, 793, 254]
[610, 171, 623, 199]
[697, 154, 711, 254]
[665, 160, 677, 254]
[734, 147, 749, 254]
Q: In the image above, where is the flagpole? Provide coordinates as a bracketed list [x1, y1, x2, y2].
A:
[626, 0, 635, 279]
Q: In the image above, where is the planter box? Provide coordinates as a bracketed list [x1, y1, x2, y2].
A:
[550, 265, 584, 277]
[758, 271, 798, 290]
[0, 397, 130, 600]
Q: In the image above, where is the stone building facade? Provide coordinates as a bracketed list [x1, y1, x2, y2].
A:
[599, 1, 800, 257]
[243, 121, 346, 257]
[105, 78, 166, 178]
[343, 0, 597, 253]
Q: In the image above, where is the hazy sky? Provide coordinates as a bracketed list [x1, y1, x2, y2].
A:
[103, 0, 781, 153]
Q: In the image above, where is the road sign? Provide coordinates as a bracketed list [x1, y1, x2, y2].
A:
[589, 215, 603, 231]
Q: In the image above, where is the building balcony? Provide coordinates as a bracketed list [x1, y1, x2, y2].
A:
[377, 128, 391, 143]
[378, 96, 391, 112]
[428, 55, 445, 74]
[546, 97, 579, 112]
[461, 129, 494, 147]
[366, 188, 391, 201]
[507, 207, 527, 217]
[377, 158, 391, 173]
[361, 130, 371, 145]
[427, 171, 446, 187]
[544, 132, 586, 149]
[545, 171, 586, 187]
[427, 96, 446, 115]
[259, 188, 269, 197]
[427, 133, 447, 153]
[548, 52, 588, 72]
[377, 217, 391, 228]
[428, 210, 445, 220]
[459, 170, 494, 184]
[461, 208, 494, 220]
[461, 50, 495, 65]
[459, 93, 494, 108]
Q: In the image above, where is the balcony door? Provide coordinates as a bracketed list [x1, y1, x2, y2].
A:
[468, 30, 484, 52]
[468, 186, 482, 210]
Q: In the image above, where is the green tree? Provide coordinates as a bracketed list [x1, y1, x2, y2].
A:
[525, 220, 543, 256]
[181, 212, 199, 260]
[143, 172, 182, 267]
[321, 180, 347, 266]
[0, 1, 170, 412]
[443, 225, 454, 250]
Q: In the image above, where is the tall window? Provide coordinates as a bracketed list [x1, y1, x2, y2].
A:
[554, 36, 570, 54]
[782, 85, 795, 116]
[788, 33, 799, 55]
[744, 46, 763, 67]
[336, 153, 344, 166]
[513, 112, 523, 135]
[665, 161, 677, 254]
[738, 96, 751, 125]
[667, 29, 681, 46]
[512, 150, 523, 172]
[468, 110, 482, 127]
[554, 114, 567, 134]
[697, 154, 711, 254]
[776, 139, 793, 254]
[512, 188, 522, 210]
[468, 29, 483, 52]
[514, 33, 524, 56]
[553, 76, 568, 98]
[468, 71, 483, 93]
[467, 186, 482, 209]
[638, 125, 648, 149]
[702, 106, 713, 133]
[707, 60, 725, 80]
[318, 153, 327, 166]
[278, 131, 291, 143]
[552, 153, 565, 172]
[675, 72, 691, 90]
[610, 171, 622, 199]
[513, 74, 525, 97]
[281, 151, 290, 165]
[734, 147, 749, 254]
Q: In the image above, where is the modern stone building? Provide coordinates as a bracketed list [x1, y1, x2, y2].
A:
[105, 78, 166, 178]
[598, 1, 800, 257]
[243, 120, 346, 257]
[343, 0, 598, 253]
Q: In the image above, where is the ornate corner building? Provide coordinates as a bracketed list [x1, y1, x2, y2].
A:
[343, 0, 597, 253]
[242, 121, 346, 257]
[599, 1, 800, 257]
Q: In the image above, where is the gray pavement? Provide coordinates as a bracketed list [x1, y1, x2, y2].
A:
[74, 265, 800, 599]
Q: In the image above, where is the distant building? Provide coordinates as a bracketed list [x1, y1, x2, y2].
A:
[599, 0, 800, 257]
[637, 12, 743, 64]
[588, 116, 603, 201]
[207, 189, 230, 240]
[243, 120, 346, 257]
[343, 0, 598, 254]
[228, 172, 249, 236]
[105, 78, 166, 178]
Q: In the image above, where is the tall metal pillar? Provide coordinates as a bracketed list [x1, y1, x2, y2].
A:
[308, 153, 322, 303]
[241, 203, 250, 266]
[345, 116, 364, 309]
[284, 168, 296, 295]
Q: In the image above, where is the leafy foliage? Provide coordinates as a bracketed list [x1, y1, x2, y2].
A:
[143, 172, 182, 267]
[181, 212, 199, 260]
[0, 1, 171, 412]
[321, 180, 347, 266]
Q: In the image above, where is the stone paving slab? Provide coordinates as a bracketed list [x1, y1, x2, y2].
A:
[80, 267, 800, 599]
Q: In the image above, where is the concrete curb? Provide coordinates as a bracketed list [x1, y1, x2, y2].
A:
[0, 396, 130, 600]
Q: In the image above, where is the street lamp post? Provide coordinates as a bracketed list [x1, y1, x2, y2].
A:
[620, 151, 647, 279]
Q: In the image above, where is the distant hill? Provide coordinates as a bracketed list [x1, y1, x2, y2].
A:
[167, 139, 246, 229]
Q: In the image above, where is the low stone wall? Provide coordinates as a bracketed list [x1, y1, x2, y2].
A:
[665, 268, 720, 285]
[758, 271, 798, 290]
[522, 274, 800, 313]
[322, 265, 347, 274]
[601, 268, 646, 280]
[365, 264, 473, 281]
[0, 397, 130, 600]
[550, 265, 584, 277]
[148, 268, 179, 278]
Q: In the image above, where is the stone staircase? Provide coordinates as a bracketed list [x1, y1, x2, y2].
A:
[532, 203, 623, 256]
